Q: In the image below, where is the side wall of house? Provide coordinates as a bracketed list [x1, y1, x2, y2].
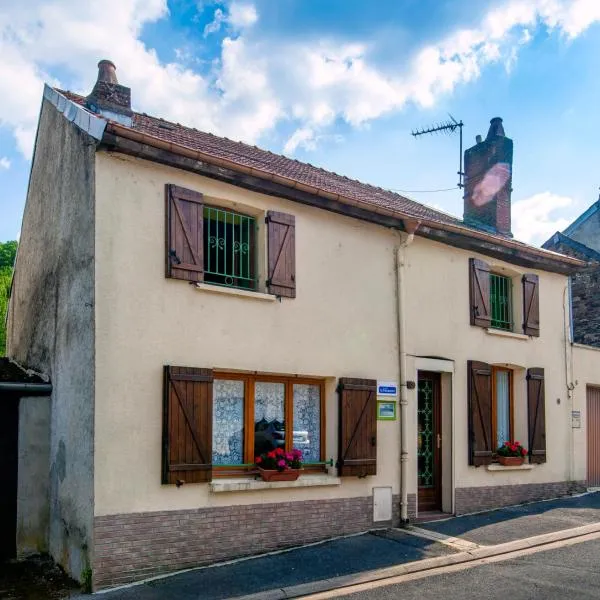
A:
[7, 99, 96, 582]
[93, 152, 402, 588]
[17, 396, 51, 555]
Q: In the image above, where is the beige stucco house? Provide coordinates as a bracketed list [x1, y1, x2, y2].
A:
[7, 60, 600, 590]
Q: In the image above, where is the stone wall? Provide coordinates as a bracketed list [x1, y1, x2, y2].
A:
[541, 236, 600, 349]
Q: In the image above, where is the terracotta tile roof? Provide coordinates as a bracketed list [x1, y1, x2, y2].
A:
[52, 89, 586, 269]
[58, 90, 460, 226]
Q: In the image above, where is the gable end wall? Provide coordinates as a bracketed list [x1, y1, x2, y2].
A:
[7, 98, 96, 582]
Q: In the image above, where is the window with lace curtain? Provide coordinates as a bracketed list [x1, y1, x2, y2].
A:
[492, 367, 513, 449]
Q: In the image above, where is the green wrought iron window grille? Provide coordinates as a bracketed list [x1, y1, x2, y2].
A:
[490, 273, 512, 331]
[204, 206, 257, 290]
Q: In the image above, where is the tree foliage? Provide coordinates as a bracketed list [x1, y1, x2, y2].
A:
[0, 241, 17, 356]
[0, 240, 17, 269]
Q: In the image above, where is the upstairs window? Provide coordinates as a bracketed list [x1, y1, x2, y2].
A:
[203, 206, 256, 290]
[166, 184, 297, 298]
[469, 258, 539, 337]
[490, 273, 512, 331]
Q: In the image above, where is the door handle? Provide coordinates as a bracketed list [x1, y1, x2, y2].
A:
[437, 434, 441, 449]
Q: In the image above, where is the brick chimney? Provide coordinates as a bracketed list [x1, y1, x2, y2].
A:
[85, 60, 132, 126]
[463, 117, 513, 236]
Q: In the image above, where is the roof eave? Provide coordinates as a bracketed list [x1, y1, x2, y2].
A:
[101, 122, 586, 275]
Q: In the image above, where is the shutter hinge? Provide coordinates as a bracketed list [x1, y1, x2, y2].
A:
[169, 249, 182, 265]
[265, 215, 271, 224]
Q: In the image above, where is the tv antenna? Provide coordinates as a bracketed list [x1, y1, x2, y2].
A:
[411, 114, 464, 189]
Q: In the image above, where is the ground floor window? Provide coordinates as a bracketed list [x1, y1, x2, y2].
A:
[212, 373, 325, 473]
[492, 367, 513, 448]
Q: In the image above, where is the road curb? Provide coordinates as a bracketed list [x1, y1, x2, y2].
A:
[231, 522, 600, 600]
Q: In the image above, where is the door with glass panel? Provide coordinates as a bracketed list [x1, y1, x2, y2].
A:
[417, 372, 442, 512]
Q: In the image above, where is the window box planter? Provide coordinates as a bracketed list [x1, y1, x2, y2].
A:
[258, 468, 301, 482]
[497, 455, 525, 467]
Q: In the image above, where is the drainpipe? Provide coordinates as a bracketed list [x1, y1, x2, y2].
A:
[396, 220, 419, 524]
[563, 283, 576, 487]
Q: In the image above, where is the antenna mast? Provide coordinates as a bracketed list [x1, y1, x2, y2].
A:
[411, 115, 464, 189]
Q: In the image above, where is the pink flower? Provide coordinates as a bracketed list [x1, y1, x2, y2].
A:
[277, 459, 286, 467]
[256, 457, 262, 464]
[521, 448, 527, 456]
[286, 453, 293, 461]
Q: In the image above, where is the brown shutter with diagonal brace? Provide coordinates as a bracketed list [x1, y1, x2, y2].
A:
[162, 366, 213, 484]
[469, 258, 491, 328]
[165, 184, 204, 282]
[266, 211, 296, 298]
[468, 360, 493, 466]
[522, 274, 540, 337]
[337, 378, 377, 477]
[527, 367, 546, 464]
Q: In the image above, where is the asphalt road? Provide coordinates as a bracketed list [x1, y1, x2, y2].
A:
[335, 537, 600, 600]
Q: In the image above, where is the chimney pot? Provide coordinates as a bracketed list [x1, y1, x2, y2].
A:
[475, 134, 482, 144]
[97, 59, 118, 84]
[486, 117, 505, 139]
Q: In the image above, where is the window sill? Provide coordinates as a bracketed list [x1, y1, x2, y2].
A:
[210, 475, 341, 493]
[485, 328, 529, 341]
[486, 463, 535, 472]
[194, 283, 277, 302]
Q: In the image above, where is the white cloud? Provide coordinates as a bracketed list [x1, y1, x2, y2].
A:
[0, 157, 11, 170]
[203, 1, 257, 37]
[512, 191, 574, 245]
[228, 2, 258, 29]
[203, 8, 226, 37]
[0, 0, 599, 161]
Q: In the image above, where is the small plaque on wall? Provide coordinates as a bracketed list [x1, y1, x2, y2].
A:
[377, 400, 397, 421]
[572, 410, 581, 429]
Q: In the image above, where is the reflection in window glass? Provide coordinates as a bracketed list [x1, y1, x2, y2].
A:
[212, 380, 244, 465]
[496, 370, 511, 446]
[293, 384, 321, 463]
[254, 382, 285, 457]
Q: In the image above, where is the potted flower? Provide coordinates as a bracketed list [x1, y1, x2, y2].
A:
[496, 441, 528, 466]
[255, 448, 303, 482]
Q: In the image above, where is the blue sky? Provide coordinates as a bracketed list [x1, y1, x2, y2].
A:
[1, 0, 600, 245]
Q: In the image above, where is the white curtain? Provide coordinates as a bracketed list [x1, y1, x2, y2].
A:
[496, 371, 510, 446]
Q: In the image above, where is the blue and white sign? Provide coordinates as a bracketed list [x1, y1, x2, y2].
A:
[377, 381, 398, 397]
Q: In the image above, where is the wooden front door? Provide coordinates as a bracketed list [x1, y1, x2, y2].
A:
[587, 386, 600, 487]
[418, 372, 442, 512]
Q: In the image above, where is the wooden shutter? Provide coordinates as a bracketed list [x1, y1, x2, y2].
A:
[162, 366, 213, 484]
[469, 258, 491, 328]
[527, 367, 546, 464]
[522, 274, 540, 337]
[337, 378, 377, 477]
[165, 184, 204, 282]
[468, 360, 493, 466]
[266, 211, 296, 298]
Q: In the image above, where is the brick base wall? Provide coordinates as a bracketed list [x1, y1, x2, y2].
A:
[94, 494, 399, 589]
[455, 480, 587, 515]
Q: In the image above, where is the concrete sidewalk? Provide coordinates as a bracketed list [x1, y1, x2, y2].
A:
[94, 491, 600, 600]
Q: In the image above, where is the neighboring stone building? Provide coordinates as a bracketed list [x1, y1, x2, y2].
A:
[7, 60, 600, 591]
[543, 197, 600, 348]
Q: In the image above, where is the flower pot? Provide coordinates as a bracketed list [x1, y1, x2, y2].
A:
[258, 468, 301, 482]
[497, 455, 525, 466]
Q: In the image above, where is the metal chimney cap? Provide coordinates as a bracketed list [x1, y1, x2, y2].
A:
[96, 60, 119, 85]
